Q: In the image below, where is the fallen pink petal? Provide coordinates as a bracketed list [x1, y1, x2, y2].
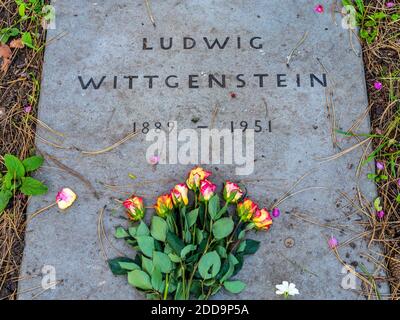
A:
[314, 4, 324, 13]
[272, 207, 281, 218]
[386, 2, 395, 7]
[56, 188, 77, 210]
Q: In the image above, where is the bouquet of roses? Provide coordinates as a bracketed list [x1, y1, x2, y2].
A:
[108, 167, 277, 300]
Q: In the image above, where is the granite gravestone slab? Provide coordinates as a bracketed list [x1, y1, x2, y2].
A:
[19, 0, 386, 299]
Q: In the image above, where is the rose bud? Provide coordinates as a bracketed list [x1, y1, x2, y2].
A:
[223, 181, 243, 204]
[199, 179, 217, 201]
[123, 195, 145, 221]
[154, 194, 174, 218]
[237, 199, 258, 222]
[186, 167, 211, 190]
[171, 183, 189, 206]
[252, 208, 273, 231]
[56, 188, 77, 210]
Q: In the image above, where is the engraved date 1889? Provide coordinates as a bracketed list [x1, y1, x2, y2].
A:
[133, 120, 272, 134]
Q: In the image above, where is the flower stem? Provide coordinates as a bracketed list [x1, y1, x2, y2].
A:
[194, 190, 198, 208]
[203, 201, 208, 231]
[186, 238, 214, 298]
[163, 273, 169, 300]
[226, 220, 243, 251]
[181, 263, 186, 299]
[168, 214, 179, 235]
[179, 207, 184, 239]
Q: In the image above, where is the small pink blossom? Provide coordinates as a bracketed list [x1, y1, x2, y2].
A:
[314, 4, 324, 13]
[397, 179, 400, 187]
[386, 2, 395, 8]
[272, 208, 281, 218]
[374, 81, 383, 91]
[376, 210, 385, 219]
[328, 236, 338, 249]
[376, 161, 385, 170]
[149, 155, 160, 165]
[24, 105, 32, 113]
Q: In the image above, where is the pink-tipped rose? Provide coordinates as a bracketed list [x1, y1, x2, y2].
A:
[123, 195, 145, 221]
[171, 183, 189, 206]
[186, 167, 211, 190]
[199, 179, 217, 201]
[154, 194, 174, 218]
[237, 199, 258, 222]
[223, 181, 243, 204]
[252, 208, 273, 231]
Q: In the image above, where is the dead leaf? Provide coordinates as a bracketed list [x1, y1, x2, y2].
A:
[0, 44, 11, 59]
[1, 58, 11, 73]
[10, 38, 24, 49]
[0, 44, 12, 74]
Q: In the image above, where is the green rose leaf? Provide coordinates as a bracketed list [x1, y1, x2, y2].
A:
[216, 245, 227, 259]
[237, 241, 246, 253]
[215, 205, 228, 220]
[198, 251, 221, 280]
[220, 254, 239, 282]
[151, 267, 163, 292]
[232, 253, 244, 277]
[150, 215, 167, 242]
[108, 257, 137, 275]
[181, 244, 197, 260]
[128, 270, 153, 290]
[20, 177, 48, 196]
[242, 239, 260, 255]
[128, 226, 137, 238]
[22, 156, 44, 172]
[174, 282, 185, 300]
[187, 208, 199, 228]
[115, 227, 129, 239]
[136, 236, 155, 258]
[195, 228, 204, 245]
[0, 190, 12, 215]
[238, 230, 246, 240]
[166, 231, 185, 255]
[212, 217, 234, 240]
[142, 256, 154, 274]
[4, 154, 25, 178]
[136, 221, 150, 236]
[118, 261, 140, 271]
[223, 280, 246, 294]
[146, 293, 160, 300]
[153, 251, 172, 273]
[208, 195, 220, 220]
[168, 253, 181, 263]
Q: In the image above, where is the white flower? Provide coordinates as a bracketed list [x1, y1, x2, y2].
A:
[275, 281, 299, 297]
